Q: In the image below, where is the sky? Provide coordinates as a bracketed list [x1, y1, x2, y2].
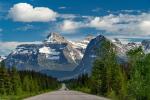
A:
[0, 0, 150, 55]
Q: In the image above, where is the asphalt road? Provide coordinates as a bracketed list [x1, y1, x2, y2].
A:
[24, 83, 109, 100]
[24, 90, 109, 100]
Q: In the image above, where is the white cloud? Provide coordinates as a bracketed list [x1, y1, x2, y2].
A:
[55, 13, 150, 35]
[139, 21, 150, 34]
[88, 13, 150, 35]
[6, 3, 150, 36]
[8, 3, 57, 22]
[89, 15, 119, 32]
[60, 20, 82, 32]
[59, 14, 77, 19]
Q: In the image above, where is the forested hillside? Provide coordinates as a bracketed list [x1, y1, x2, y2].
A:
[0, 61, 60, 99]
[67, 40, 150, 100]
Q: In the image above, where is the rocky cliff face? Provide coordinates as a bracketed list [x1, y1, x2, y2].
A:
[73, 35, 107, 75]
[73, 35, 147, 77]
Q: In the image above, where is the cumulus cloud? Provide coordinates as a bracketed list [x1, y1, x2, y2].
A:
[60, 20, 82, 32]
[56, 13, 150, 35]
[7, 3, 150, 36]
[87, 13, 150, 35]
[8, 3, 57, 22]
[139, 21, 150, 34]
[88, 14, 136, 33]
[89, 15, 119, 32]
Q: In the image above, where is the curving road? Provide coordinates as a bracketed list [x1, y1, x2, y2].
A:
[24, 84, 109, 100]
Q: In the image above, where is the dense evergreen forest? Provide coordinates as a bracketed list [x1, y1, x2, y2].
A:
[67, 40, 150, 100]
[0, 61, 60, 99]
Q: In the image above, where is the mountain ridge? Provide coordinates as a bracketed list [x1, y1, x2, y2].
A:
[3, 32, 150, 80]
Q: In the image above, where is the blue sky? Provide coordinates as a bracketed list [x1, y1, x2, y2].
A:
[0, 0, 150, 55]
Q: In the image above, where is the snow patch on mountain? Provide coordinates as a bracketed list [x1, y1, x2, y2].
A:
[0, 56, 6, 62]
[12, 46, 38, 55]
[39, 46, 51, 54]
[70, 41, 87, 49]
[39, 46, 60, 55]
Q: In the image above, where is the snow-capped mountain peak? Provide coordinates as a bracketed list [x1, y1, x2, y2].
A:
[44, 32, 68, 44]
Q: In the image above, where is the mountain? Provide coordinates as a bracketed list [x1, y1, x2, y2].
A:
[70, 34, 94, 55]
[5, 33, 84, 71]
[142, 40, 150, 54]
[4, 33, 150, 80]
[72, 36, 146, 77]
[73, 35, 106, 75]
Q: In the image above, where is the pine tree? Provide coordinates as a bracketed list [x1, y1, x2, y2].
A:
[22, 76, 30, 92]
[91, 59, 107, 95]
[92, 40, 128, 99]
[0, 61, 7, 95]
[127, 47, 147, 100]
[11, 66, 22, 95]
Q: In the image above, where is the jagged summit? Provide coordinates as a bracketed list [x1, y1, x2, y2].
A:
[44, 32, 68, 44]
[94, 34, 106, 41]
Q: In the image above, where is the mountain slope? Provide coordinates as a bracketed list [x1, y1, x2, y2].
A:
[5, 33, 83, 72]
[73, 35, 143, 77]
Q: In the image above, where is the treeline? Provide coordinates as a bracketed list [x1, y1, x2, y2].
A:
[0, 61, 60, 99]
[67, 40, 150, 100]
[66, 74, 92, 93]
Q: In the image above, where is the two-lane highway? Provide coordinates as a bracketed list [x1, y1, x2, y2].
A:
[24, 84, 109, 100]
[24, 90, 109, 100]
